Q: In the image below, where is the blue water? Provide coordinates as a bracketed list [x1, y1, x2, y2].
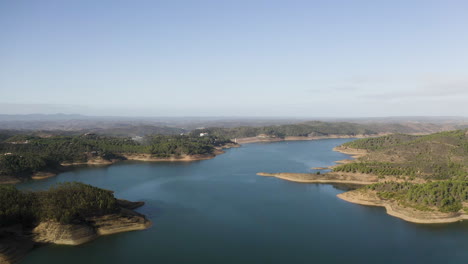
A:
[18, 139, 468, 264]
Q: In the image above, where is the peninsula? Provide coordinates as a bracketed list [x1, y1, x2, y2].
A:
[0, 182, 151, 264]
[258, 130, 468, 224]
[0, 134, 237, 184]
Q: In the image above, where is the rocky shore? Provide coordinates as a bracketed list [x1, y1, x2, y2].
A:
[338, 189, 468, 224]
[257, 142, 460, 224]
[0, 200, 151, 264]
[0, 143, 239, 185]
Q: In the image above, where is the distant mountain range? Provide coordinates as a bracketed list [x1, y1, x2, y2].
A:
[0, 114, 466, 137]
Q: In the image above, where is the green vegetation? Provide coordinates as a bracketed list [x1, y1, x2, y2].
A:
[0, 185, 35, 227]
[89, 125, 186, 137]
[334, 161, 418, 177]
[0, 182, 118, 227]
[341, 134, 420, 150]
[0, 154, 49, 177]
[190, 121, 447, 139]
[338, 130, 468, 214]
[334, 130, 468, 180]
[0, 134, 233, 180]
[367, 180, 468, 213]
[191, 121, 377, 138]
[146, 135, 231, 157]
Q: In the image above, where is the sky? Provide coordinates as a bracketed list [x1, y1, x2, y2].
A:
[1, 0, 468, 117]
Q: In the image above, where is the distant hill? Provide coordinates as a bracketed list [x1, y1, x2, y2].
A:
[0, 115, 466, 136]
[0, 114, 305, 133]
[191, 121, 457, 139]
[0, 114, 87, 121]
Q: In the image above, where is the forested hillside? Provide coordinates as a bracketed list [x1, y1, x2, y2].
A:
[335, 130, 468, 180]
[332, 130, 468, 215]
[0, 182, 118, 227]
[0, 134, 232, 181]
[366, 180, 468, 213]
[190, 121, 449, 139]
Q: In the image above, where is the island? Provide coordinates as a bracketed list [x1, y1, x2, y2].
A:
[0, 182, 151, 264]
[258, 129, 468, 224]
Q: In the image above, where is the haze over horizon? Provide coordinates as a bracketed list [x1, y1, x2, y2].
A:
[0, 110, 467, 120]
[1, 1, 468, 117]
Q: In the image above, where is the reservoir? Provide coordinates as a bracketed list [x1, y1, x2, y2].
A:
[18, 139, 468, 264]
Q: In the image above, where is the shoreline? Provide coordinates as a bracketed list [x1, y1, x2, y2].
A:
[0, 200, 151, 264]
[256, 143, 374, 185]
[332, 146, 368, 159]
[30, 172, 58, 180]
[257, 172, 376, 185]
[258, 142, 456, 224]
[2, 144, 238, 185]
[122, 152, 218, 162]
[338, 190, 468, 224]
[328, 146, 368, 167]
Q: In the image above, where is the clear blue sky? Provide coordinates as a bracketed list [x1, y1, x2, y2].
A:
[1, 0, 467, 117]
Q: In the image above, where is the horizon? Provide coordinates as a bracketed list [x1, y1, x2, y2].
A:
[1, 111, 467, 118]
[2, 1, 468, 116]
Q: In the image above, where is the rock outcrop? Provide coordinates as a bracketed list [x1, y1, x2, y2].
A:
[0, 201, 151, 264]
[338, 189, 468, 224]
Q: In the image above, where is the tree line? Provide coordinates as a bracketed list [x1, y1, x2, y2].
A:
[0, 182, 118, 227]
[367, 180, 468, 213]
[0, 134, 233, 178]
[336, 130, 468, 180]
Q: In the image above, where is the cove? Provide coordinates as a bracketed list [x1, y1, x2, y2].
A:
[18, 139, 468, 264]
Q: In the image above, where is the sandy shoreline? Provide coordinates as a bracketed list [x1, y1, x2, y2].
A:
[257, 172, 376, 185]
[258, 172, 467, 224]
[338, 190, 468, 224]
[60, 151, 224, 165]
[256, 143, 373, 185]
[122, 152, 218, 162]
[123, 145, 240, 162]
[332, 146, 368, 159]
[255, 142, 373, 185]
[257, 142, 459, 224]
[31, 172, 58, 180]
[234, 137, 283, 144]
[1, 144, 238, 185]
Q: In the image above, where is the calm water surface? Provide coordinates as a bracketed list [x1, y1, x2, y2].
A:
[18, 139, 468, 264]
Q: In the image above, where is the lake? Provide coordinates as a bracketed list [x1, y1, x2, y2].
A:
[18, 139, 468, 264]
